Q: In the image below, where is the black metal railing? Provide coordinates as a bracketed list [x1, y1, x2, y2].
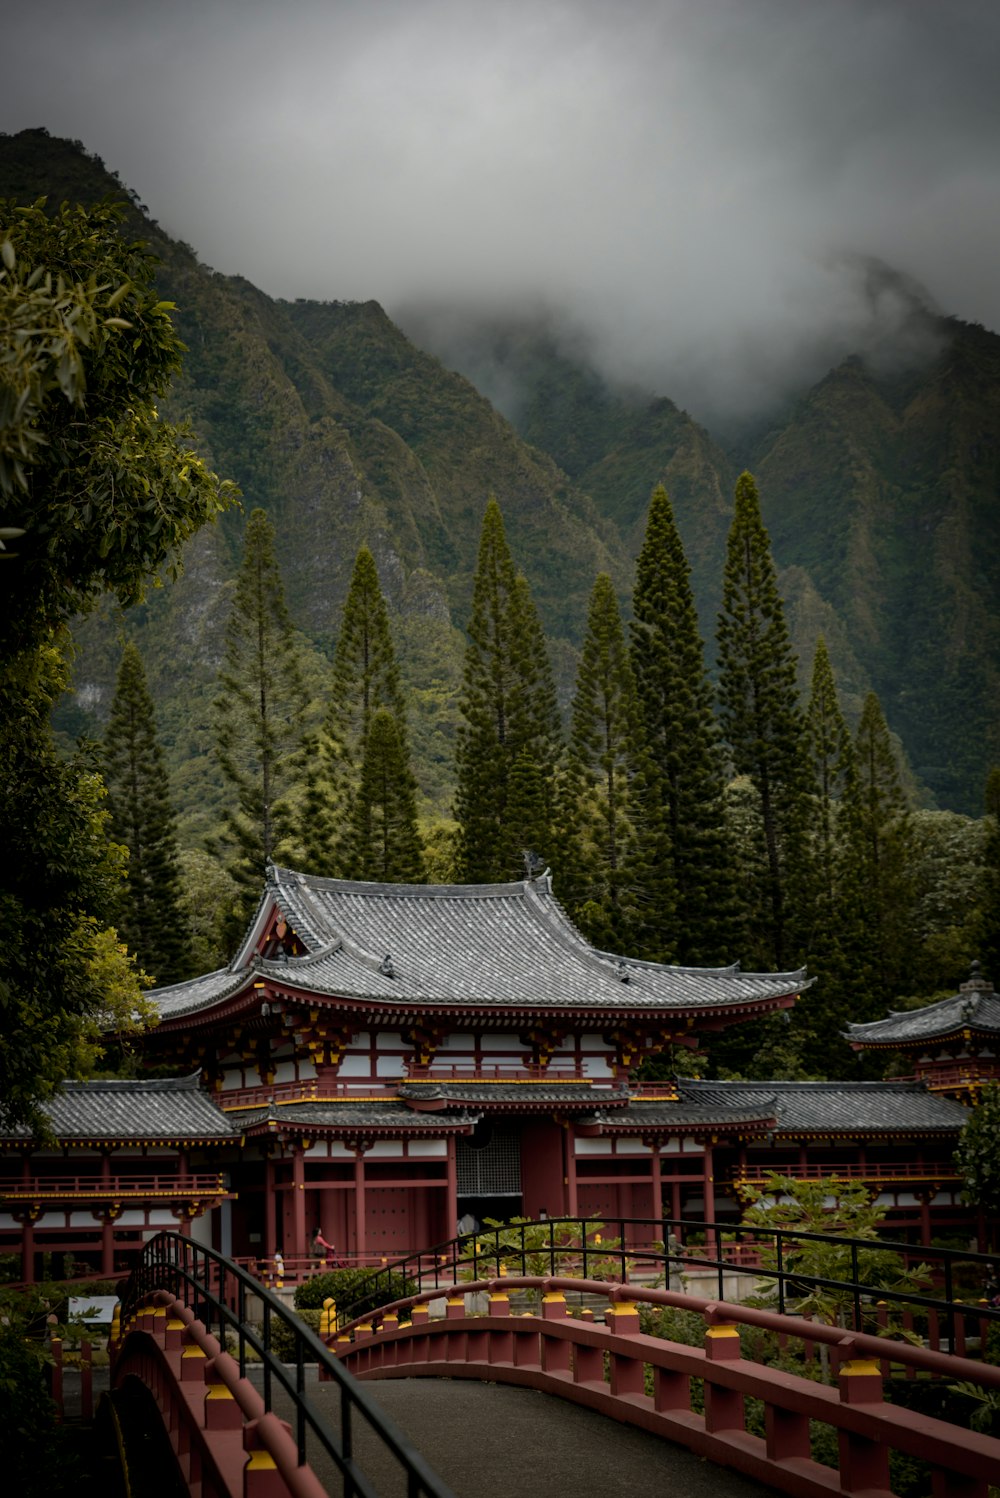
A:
[121, 1232, 456, 1498]
[342, 1215, 1000, 1353]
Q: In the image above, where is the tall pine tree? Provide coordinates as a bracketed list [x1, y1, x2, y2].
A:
[102, 641, 189, 984]
[213, 508, 307, 919]
[787, 638, 859, 1075]
[804, 636, 855, 916]
[348, 709, 425, 882]
[978, 767, 1000, 986]
[630, 485, 731, 964]
[838, 690, 914, 1006]
[717, 471, 807, 971]
[454, 499, 561, 882]
[560, 573, 645, 946]
[301, 545, 410, 875]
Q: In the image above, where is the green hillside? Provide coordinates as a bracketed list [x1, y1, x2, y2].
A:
[2, 127, 998, 822]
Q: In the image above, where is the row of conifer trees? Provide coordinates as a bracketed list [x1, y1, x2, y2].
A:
[99, 475, 1000, 1078]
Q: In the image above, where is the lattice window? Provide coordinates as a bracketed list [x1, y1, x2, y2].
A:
[457, 1125, 522, 1196]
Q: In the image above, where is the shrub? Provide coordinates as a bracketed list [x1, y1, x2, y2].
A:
[293, 1267, 415, 1320]
[267, 1308, 322, 1363]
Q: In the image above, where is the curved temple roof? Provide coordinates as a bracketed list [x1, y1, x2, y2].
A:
[846, 972, 1000, 1049]
[152, 865, 810, 1023]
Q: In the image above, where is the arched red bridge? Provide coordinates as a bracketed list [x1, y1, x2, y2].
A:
[95, 1230, 1000, 1497]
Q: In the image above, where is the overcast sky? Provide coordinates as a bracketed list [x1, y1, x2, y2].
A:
[3, 0, 998, 418]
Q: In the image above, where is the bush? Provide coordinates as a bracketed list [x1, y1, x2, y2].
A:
[293, 1267, 416, 1321]
[267, 1308, 323, 1363]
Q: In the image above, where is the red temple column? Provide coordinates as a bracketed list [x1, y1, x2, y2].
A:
[648, 1140, 662, 1222]
[291, 1144, 307, 1262]
[703, 1146, 717, 1255]
[353, 1146, 368, 1261]
[445, 1136, 457, 1239]
[101, 1214, 115, 1277]
[264, 1155, 277, 1257]
[564, 1126, 578, 1218]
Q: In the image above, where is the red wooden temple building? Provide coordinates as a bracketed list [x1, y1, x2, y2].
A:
[0, 867, 979, 1280]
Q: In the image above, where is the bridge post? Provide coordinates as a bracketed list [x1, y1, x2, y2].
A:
[605, 1304, 644, 1398]
[540, 1292, 571, 1374]
[487, 1293, 512, 1365]
[837, 1357, 890, 1493]
[703, 1323, 744, 1434]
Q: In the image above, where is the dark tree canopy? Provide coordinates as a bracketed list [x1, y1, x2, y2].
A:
[102, 641, 189, 986]
[717, 471, 807, 970]
[454, 499, 561, 882]
[213, 507, 307, 916]
[0, 198, 235, 657]
[302, 546, 410, 876]
[560, 572, 645, 946]
[349, 708, 425, 883]
[0, 199, 233, 1129]
[630, 484, 731, 964]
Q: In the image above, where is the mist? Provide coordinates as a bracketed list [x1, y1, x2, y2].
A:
[2, 0, 998, 421]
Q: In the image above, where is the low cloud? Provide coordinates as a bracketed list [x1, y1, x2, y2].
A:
[2, 0, 997, 421]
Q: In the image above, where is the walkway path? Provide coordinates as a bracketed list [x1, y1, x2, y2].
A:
[290, 1373, 781, 1498]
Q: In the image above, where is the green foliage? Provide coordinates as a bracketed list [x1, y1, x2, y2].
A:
[558, 573, 643, 946]
[348, 708, 425, 880]
[102, 641, 189, 984]
[212, 508, 308, 919]
[302, 546, 419, 877]
[293, 1266, 416, 1320]
[741, 1173, 931, 1331]
[631, 484, 732, 963]
[0, 198, 236, 657]
[0, 644, 157, 1132]
[454, 499, 562, 881]
[977, 767, 1000, 984]
[838, 691, 914, 1008]
[717, 471, 808, 971]
[0, 1315, 71, 1492]
[947, 1381, 1000, 1437]
[954, 1082, 1000, 1222]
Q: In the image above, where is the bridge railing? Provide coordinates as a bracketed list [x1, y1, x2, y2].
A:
[341, 1215, 1000, 1358]
[119, 1231, 455, 1498]
[330, 1273, 1000, 1498]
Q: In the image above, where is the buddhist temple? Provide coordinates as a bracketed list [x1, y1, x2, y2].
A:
[0, 867, 978, 1280]
[847, 961, 1000, 1101]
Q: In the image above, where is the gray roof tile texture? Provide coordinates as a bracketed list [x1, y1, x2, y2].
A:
[846, 986, 1000, 1046]
[155, 867, 809, 1020]
[677, 1080, 968, 1134]
[1, 1076, 236, 1141]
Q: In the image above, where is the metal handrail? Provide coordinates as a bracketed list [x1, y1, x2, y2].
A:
[341, 1214, 1000, 1349]
[121, 1231, 455, 1498]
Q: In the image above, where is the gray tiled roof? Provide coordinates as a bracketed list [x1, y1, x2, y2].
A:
[154, 866, 809, 1020]
[397, 1082, 623, 1109]
[846, 987, 1000, 1047]
[599, 1096, 779, 1131]
[226, 1100, 477, 1130]
[0, 1076, 237, 1141]
[677, 1080, 968, 1135]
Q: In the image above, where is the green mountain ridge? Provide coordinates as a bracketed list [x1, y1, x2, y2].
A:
[2, 127, 997, 825]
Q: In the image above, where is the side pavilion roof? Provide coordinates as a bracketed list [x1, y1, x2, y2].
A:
[152, 865, 810, 1025]
[845, 970, 1000, 1050]
[0, 1076, 237, 1145]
